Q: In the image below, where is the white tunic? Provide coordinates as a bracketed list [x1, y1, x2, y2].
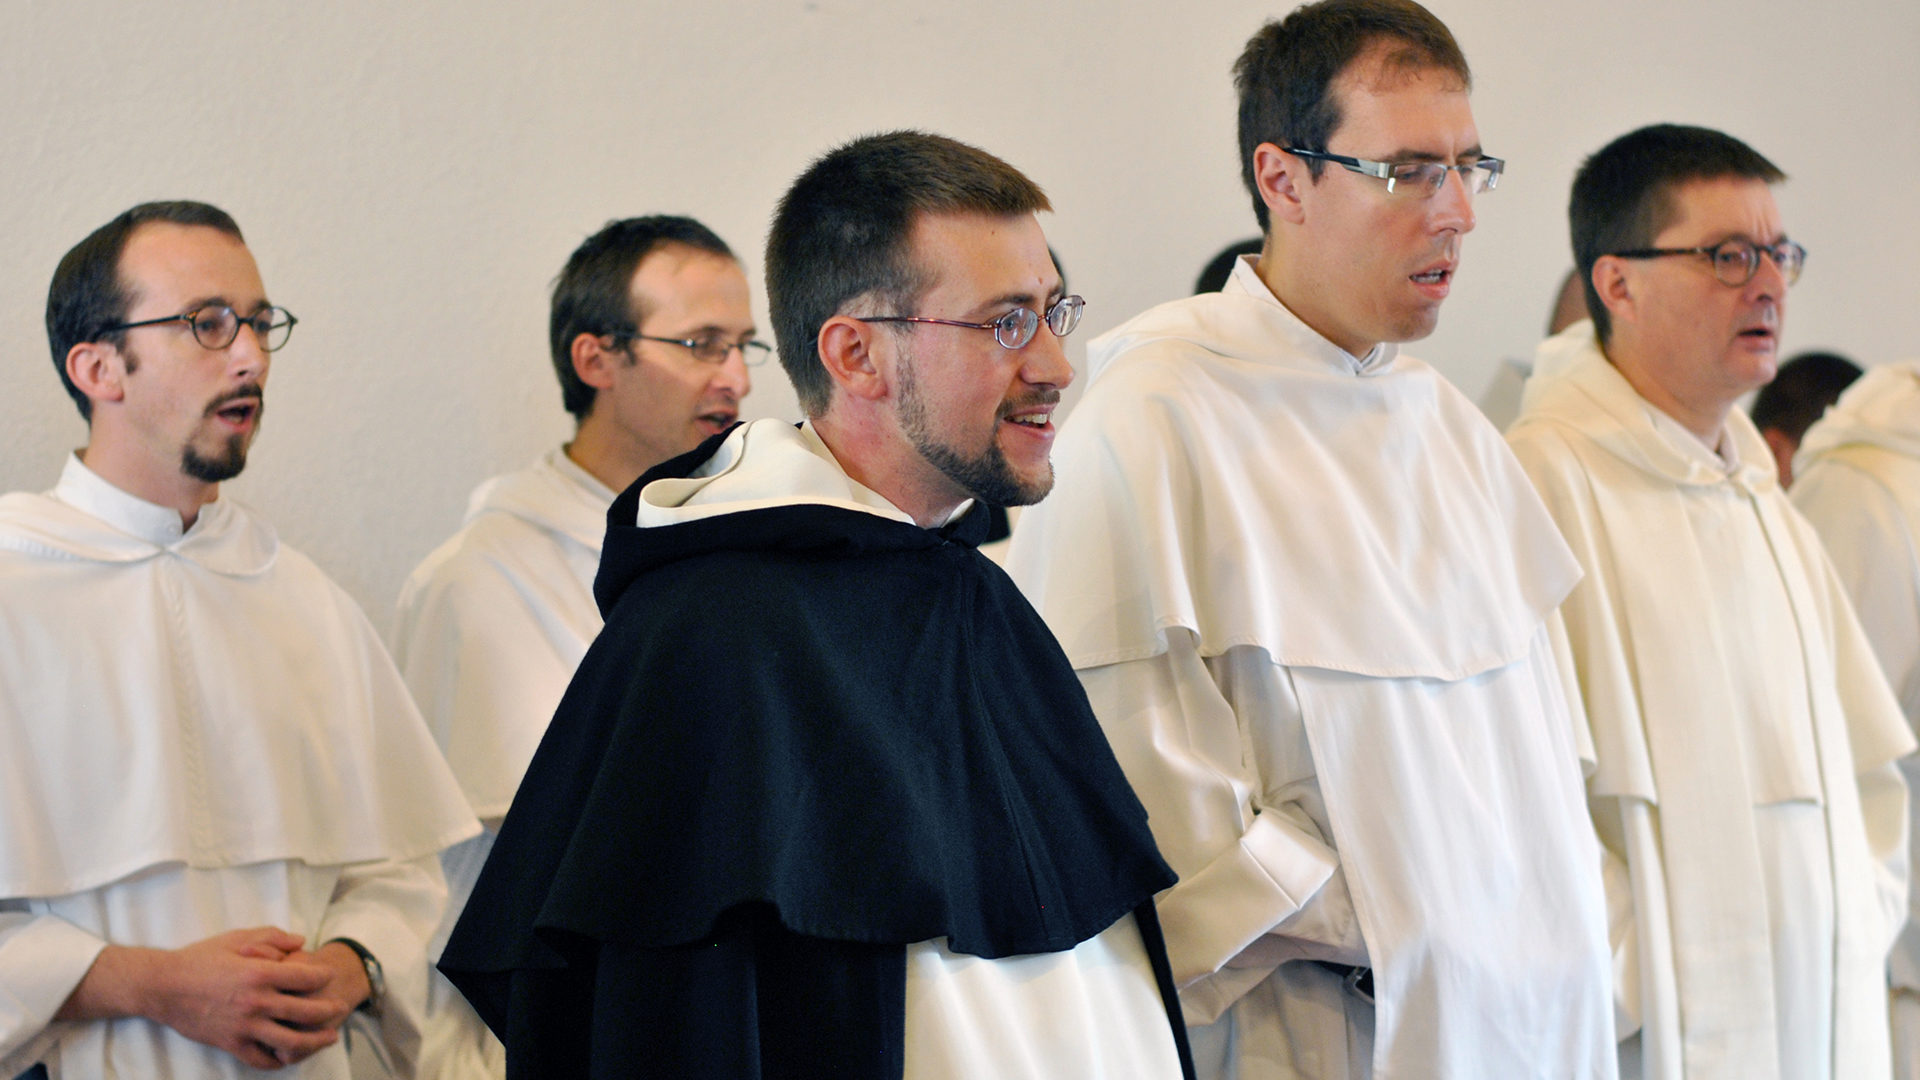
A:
[392, 447, 614, 1078]
[1791, 361, 1920, 1077]
[1006, 257, 1617, 1079]
[0, 456, 479, 1079]
[638, 419, 1186, 1079]
[1507, 324, 1913, 1080]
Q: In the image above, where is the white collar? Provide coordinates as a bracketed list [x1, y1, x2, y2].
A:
[55, 453, 194, 546]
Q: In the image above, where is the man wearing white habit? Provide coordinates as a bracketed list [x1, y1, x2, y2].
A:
[0, 201, 478, 1079]
[1007, 3, 1616, 1077]
[392, 215, 761, 1077]
[1507, 124, 1912, 1080]
[1790, 360, 1920, 1077]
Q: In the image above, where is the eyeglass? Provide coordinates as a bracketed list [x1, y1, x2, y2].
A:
[1608, 238, 1806, 287]
[101, 305, 299, 352]
[1284, 148, 1504, 198]
[860, 295, 1086, 350]
[624, 333, 772, 366]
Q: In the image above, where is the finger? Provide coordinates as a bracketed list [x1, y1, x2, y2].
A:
[262, 989, 352, 1030]
[247, 1017, 339, 1059]
[237, 943, 290, 961]
[229, 1038, 289, 1070]
[236, 926, 310, 954]
[258, 958, 334, 995]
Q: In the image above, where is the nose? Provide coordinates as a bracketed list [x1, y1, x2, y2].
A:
[228, 323, 270, 381]
[713, 346, 752, 398]
[1431, 167, 1477, 235]
[1021, 324, 1075, 391]
[1747, 247, 1788, 305]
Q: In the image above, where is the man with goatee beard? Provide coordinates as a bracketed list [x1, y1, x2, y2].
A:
[0, 200, 478, 1079]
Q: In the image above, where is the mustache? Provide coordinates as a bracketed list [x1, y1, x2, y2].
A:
[203, 382, 265, 417]
[998, 389, 1061, 419]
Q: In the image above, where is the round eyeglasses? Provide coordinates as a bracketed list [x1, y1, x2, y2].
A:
[1608, 239, 1806, 287]
[860, 294, 1085, 350]
[1284, 147, 1504, 198]
[101, 305, 299, 352]
[624, 333, 773, 366]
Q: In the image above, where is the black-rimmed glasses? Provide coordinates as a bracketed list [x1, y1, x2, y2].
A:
[861, 295, 1085, 350]
[1284, 148, 1503, 198]
[101, 305, 299, 352]
[1609, 238, 1806, 287]
[623, 334, 772, 366]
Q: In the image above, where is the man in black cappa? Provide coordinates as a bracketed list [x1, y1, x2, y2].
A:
[439, 130, 1195, 1080]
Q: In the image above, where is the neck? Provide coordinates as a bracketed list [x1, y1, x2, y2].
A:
[809, 410, 965, 529]
[77, 438, 218, 530]
[1255, 244, 1377, 360]
[565, 411, 658, 494]
[1601, 339, 1731, 447]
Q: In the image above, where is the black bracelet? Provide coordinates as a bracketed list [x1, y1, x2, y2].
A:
[324, 937, 386, 1017]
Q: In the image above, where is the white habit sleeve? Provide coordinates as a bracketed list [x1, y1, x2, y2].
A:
[1078, 632, 1364, 1024]
[0, 909, 104, 1071]
[315, 854, 448, 1076]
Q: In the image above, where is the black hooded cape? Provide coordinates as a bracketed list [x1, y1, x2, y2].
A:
[439, 431, 1193, 1079]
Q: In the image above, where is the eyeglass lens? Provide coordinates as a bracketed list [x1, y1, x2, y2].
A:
[1392, 162, 1498, 197]
[190, 307, 295, 351]
[1712, 242, 1803, 286]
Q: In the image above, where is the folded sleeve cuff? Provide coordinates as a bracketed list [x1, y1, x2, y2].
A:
[0, 914, 107, 1064]
[1155, 809, 1337, 989]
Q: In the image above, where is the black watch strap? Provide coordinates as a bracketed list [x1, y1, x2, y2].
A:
[325, 937, 386, 1016]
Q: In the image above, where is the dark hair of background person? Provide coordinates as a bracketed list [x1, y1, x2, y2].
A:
[46, 200, 245, 421]
[548, 216, 735, 420]
[765, 130, 1050, 417]
[1546, 267, 1589, 337]
[1568, 124, 1785, 347]
[1196, 238, 1266, 294]
[1750, 351, 1863, 441]
[1233, 0, 1470, 232]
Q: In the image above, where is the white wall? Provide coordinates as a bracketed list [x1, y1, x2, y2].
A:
[3, 0, 1915, 624]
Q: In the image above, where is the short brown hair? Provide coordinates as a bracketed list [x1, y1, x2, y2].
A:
[1569, 124, 1785, 345]
[765, 131, 1050, 416]
[46, 201, 244, 421]
[1234, 0, 1470, 231]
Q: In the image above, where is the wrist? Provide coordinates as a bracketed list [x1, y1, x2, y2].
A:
[321, 938, 383, 1016]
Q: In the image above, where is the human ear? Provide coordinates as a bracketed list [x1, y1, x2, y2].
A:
[816, 316, 889, 403]
[65, 342, 126, 407]
[1253, 143, 1308, 227]
[570, 332, 622, 390]
[1591, 258, 1635, 328]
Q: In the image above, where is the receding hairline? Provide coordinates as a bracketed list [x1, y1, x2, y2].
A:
[115, 219, 265, 309]
[1315, 39, 1474, 157]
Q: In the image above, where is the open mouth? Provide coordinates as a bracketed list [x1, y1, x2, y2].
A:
[697, 412, 736, 431]
[1002, 406, 1056, 432]
[210, 399, 261, 428]
[1411, 267, 1452, 286]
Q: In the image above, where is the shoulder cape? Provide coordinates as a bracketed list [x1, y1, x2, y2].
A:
[441, 431, 1186, 1078]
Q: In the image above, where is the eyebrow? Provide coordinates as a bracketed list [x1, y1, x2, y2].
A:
[1703, 231, 1790, 248]
[179, 295, 273, 315]
[965, 283, 1065, 319]
[1375, 145, 1486, 164]
[660, 323, 759, 339]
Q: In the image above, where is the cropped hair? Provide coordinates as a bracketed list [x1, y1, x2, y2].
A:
[46, 201, 244, 421]
[1569, 124, 1785, 345]
[1750, 351, 1862, 441]
[1234, 0, 1470, 231]
[766, 130, 1050, 416]
[548, 216, 734, 419]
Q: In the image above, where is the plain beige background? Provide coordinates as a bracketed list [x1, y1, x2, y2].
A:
[2, 0, 1915, 625]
